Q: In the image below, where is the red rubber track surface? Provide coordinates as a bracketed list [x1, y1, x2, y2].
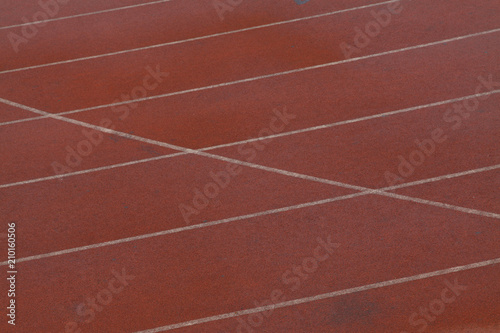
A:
[0, 0, 499, 332]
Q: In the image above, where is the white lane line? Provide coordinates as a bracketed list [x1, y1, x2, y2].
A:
[0, 115, 41, 127]
[0, 0, 173, 30]
[200, 89, 500, 151]
[1, 96, 499, 221]
[384, 164, 500, 191]
[0, 152, 186, 189]
[1, 89, 498, 190]
[0, 192, 369, 266]
[3, 84, 499, 131]
[1, 26, 499, 129]
[0, 0, 399, 74]
[132, 257, 500, 332]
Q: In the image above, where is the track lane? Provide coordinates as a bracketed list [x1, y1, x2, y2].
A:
[1, 0, 499, 112]
[207, 81, 500, 190]
[0, 152, 352, 258]
[1, 195, 498, 332]
[0, 102, 37, 123]
[171, 264, 500, 333]
[53, 32, 500, 154]
[0, 117, 176, 184]
[2, 0, 499, 332]
[393, 168, 500, 215]
[0, 0, 383, 70]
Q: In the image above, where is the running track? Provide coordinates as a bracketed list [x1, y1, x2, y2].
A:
[0, 0, 499, 332]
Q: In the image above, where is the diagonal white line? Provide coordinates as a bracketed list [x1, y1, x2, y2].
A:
[0, 0, 399, 74]
[131, 257, 500, 332]
[1, 26, 499, 129]
[384, 164, 500, 191]
[0, 152, 187, 189]
[1, 96, 499, 221]
[0, 0, 173, 30]
[200, 89, 500, 151]
[379, 192, 500, 219]
[1, 89, 498, 190]
[0, 193, 367, 266]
